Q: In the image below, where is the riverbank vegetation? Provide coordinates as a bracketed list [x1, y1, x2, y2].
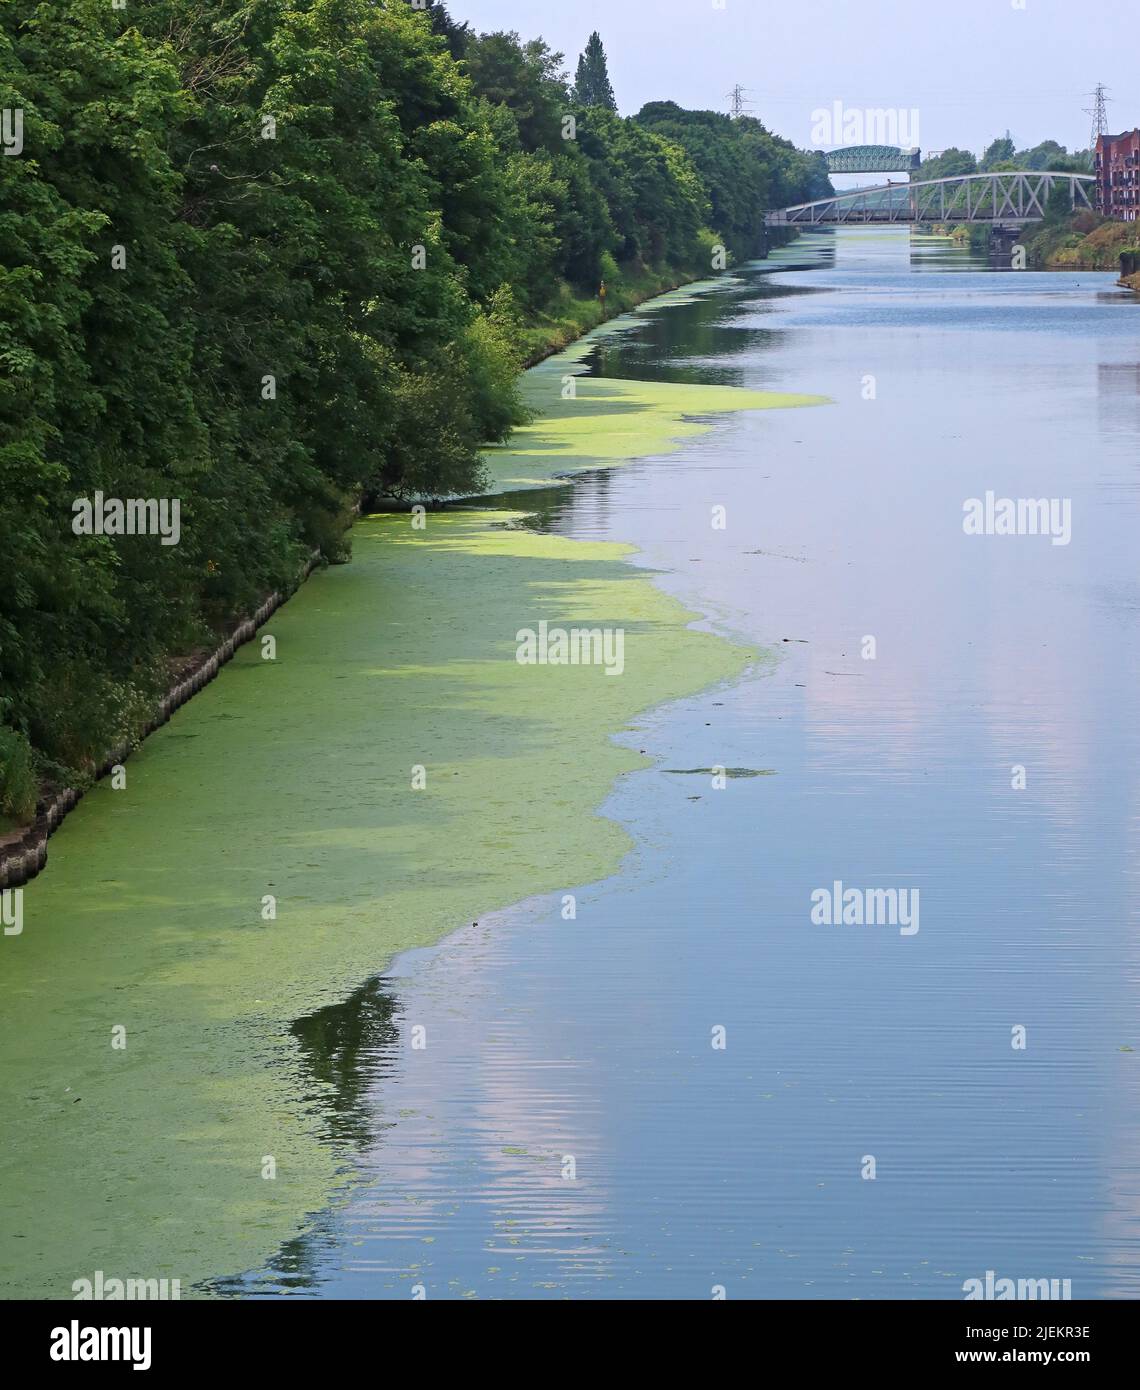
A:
[1022, 212, 1140, 271]
[931, 208, 1140, 270]
[0, 0, 829, 821]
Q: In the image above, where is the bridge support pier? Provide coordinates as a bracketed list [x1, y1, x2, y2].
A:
[988, 222, 1023, 260]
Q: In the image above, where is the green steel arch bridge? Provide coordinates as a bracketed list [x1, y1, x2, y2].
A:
[766, 171, 1096, 226]
[824, 145, 921, 174]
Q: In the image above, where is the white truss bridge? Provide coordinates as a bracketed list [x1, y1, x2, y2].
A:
[766, 171, 1096, 226]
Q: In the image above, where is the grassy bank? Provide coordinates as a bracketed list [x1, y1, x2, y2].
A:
[521, 264, 701, 365]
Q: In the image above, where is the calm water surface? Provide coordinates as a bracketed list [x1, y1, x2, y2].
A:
[222, 228, 1140, 1299]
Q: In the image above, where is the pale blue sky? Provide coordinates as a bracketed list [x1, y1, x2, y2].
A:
[447, 0, 1137, 160]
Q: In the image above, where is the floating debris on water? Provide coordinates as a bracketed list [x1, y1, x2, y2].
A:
[664, 767, 775, 778]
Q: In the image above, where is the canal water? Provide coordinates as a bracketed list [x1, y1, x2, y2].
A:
[222, 228, 1140, 1299]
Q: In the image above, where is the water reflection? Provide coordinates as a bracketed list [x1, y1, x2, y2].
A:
[1097, 362, 1140, 451]
[210, 977, 401, 1295]
[582, 243, 833, 387]
[290, 978, 402, 1151]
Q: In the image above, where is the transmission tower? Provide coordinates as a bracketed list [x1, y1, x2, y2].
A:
[727, 84, 752, 120]
[1083, 83, 1110, 153]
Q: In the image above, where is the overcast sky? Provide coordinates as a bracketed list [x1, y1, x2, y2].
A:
[447, 0, 1137, 161]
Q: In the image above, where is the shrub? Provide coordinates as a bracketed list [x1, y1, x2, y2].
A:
[0, 725, 38, 824]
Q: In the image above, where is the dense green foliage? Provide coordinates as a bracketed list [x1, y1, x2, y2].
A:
[919, 136, 1092, 186]
[636, 103, 832, 261]
[980, 135, 1015, 168]
[0, 0, 827, 814]
[976, 135, 1092, 175]
[916, 147, 978, 180]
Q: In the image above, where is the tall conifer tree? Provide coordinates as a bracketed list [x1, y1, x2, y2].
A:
[573, 32, 617, 110]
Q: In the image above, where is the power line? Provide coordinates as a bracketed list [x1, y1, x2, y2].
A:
[753, 87, 1102, 104]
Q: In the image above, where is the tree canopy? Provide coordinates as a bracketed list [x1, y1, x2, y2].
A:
[917, 147, 978, 180]
[979, 135, 1092, 174]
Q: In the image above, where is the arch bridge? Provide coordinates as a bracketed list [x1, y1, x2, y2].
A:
[767, 171, 1095, 226]
[824, 145, 921, 174]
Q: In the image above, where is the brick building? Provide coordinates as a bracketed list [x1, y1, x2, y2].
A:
[1095, 129, 1140, 221]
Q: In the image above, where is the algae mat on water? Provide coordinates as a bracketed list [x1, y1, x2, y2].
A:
[481, 358, 827, 494]
[0, 329, 827, 1294]
[0, 512, 754, 1296]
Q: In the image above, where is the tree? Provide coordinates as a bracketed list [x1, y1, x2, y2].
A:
[429, 2, 471, 60]
[464, 31, 569, 152]
[981, 135, 1015, 170]
[918, 147, 977, 181]
[573, 32, 617, 110]
[1018, 139, 1066, 170]
[981, 134, 1092, 174]
[1044, 178, 1074, 223]
[1009, 140, 1092, 173]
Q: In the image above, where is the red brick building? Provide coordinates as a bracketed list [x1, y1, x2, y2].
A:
[1095, 129, 1140, 221]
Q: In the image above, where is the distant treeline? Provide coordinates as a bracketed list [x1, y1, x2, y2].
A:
[0, 0, 829, 816]
[918, 135, 1093, 182]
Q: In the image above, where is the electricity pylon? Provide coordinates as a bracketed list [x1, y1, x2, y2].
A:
[1084, 83, 1110, 154]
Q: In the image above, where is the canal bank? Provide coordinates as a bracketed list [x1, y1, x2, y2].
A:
[0, 284, 824, 1297]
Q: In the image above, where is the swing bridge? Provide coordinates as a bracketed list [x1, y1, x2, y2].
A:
[766, 171, 1096, 226]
